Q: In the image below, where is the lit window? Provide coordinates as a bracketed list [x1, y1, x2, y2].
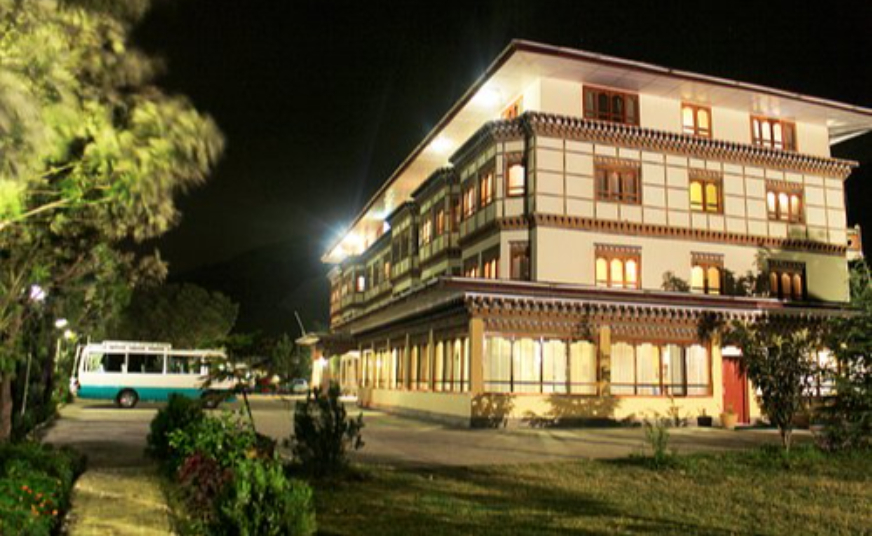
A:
[502, 97, 523, 120]
[769, 261, 805, 301]
[610, 342, 711, 396]
[584, 87, 639, 125]
[479, 170, 494, 207]
[506, 153, 525, 197]
[691, 257, 723, 295]
[595, 164, 641, 204]
[510, 242, 530, 281]
[689, 177, 721, 213]
[482, 247, 499, 280]
[435, 208, 445, 236]
[463, 257, 479, 278]
[682, 103, 712, 137]
[752, 116, 797, 151]
[462, 184, 476, 219]
[420, 218, 432, 245]
[356, 275, 366, 293]
[596, 249, 641, 289]
[766, 185, 803, 222]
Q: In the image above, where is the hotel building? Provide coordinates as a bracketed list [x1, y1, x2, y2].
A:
[310, 41, 872, 427]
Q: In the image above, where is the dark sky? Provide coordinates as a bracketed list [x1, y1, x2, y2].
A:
[132, 0, 872, 333]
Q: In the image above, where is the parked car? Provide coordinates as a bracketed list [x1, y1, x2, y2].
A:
[290, 378, 309, 394]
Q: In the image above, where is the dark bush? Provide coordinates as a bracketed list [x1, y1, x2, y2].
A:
[167, 411, 257, 470]
[291, 382, 364, 477]
[213, 458, 316, 536]
[147, 393, 205, 464]
[177, 452, 232, 520]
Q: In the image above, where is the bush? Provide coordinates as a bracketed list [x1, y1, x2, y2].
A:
[642, 416, 675, 468]
[168, 411, 257, 470]
[0, 442, 85, 536]
[291, 383, 363, 478]
[213, 458, 316, 536]
[177, 452, 232, 521]
[147, 393, 205, 464]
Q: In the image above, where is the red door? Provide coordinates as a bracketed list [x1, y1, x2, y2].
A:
[722, 358, 749, 423]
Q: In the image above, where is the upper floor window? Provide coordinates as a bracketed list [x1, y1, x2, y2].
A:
[766, 183, 803, 223]
[510, 242, 530, 281]
[595, 163, 641, 204]
[463, 257, 479, 278]
[502, 96, 523, 120]
[462, 184, 476, 219]
[356, 275, 366, 293]
[584, 87, 639, 125]
[768, 261, 805, 301]
[479, 169, 494, 207]
[452, 197, 461, 230]
[420, 217, 432, 245]
[435, 207, 446, 236]
[752, 116, 796, 151]
[690, 255, 723, 295]
[384, 259, 392, 281]
[682, 103, 712, 138]
[482, 247, 499, 280]
[595, 246, 640, 289]
[689, 173, 721, 213]
[505, 152, 526, 197]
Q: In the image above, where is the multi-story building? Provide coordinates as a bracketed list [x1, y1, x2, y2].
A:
[309, 40, 872, 427]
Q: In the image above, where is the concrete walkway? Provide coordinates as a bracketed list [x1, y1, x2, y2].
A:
[43, 403, 173, 536]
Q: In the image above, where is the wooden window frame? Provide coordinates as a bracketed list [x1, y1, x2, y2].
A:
[462, 182, 476, 220]
[751, 115, 797, 151]
[583, 86, 640, 126]
[505, 152, 526, 197]
[768, 260, 806, 301]
[595, 246, 641, 289]
[682, 103, 712, 138]
[479, 167, 495, 208]
[609, 340, 713, 397]
[689, 174, 722, 213]
[595, 163, 641, 204]
[481, 246, 499, 280]
[765, 182, 804, 223]
[435, 206, 446, 236]
[502, 96, 523, 120]
[419, 214, 432, 245]
[510, 241, 531, 281]
[690, 254, 724, 295]
[462, 256, 479, 278]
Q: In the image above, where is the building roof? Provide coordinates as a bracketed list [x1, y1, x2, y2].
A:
[323, 39, 872, 264]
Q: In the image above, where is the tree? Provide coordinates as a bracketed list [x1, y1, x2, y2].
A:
[271, 333, 312, 382]
[0, 0, 224, 440]
[821, 259, 872, 451]
[111, 284, 239, 348]
[723, 317, 822, 451]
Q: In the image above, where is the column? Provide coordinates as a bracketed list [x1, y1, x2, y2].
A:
[469, 316, 484, 394]
[598, 325, 611, 396]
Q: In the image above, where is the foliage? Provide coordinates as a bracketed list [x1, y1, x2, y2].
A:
[724, 317, 822, 450]
[820, 258, 872, 451]
[271, 333, 312, 384]
[213, 458, 316, 536]
[168, 411, 258, 471]
[0, 441, 85, 535]
[111, 283, 238, 348]
[291, 383, 364, 477]
[177, 452, 232, 521]
[147, 393, 205, 464]
[660, 271, 690, 292]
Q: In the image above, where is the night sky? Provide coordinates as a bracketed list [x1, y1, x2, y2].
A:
[132, 1, 872, 334]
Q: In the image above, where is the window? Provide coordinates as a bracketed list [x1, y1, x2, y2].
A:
[88, 352, 124, 373]
[462, 183, 476, 219]
[583, 86, 639, 125]
[356, 275, 366, 293]
[463, 257, 479, 278]
[127, 353, 163, 374]
[502, 96, 523, 120]
[682, 103, 712, 137]
[452, 197, 461, 230]
[689, 175, 721, 213]
[510, 242, 530, 281]
[484, 337, 598, 394]
[482, 248, 499, 279]
[435, 207, 445, 236]
[610, 342, 710, 396]
[766, 184, 803, 222]
[383, 259, 391, 281]
[505, 152, 526, 197]
[595, 164, 640, 203]
[769, 261, 805, 301]
[752, 116, 797, 151]
[595, 247, 641, 289]
[479, 170, 494, 207]
[420, 217, 432, 245]
[168, 355, 201, 374]
[691, 255, 723, 295]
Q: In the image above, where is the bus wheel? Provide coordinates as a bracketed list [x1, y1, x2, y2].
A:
[202, 391, 221, 409]
[116, 389, 139, 409]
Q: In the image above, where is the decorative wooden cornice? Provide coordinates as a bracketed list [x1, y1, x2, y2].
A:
[595, 243, 642, 255]
[450, 120, 525, 169]
[691, 251, 725, 264]
[520, 112, 856, 179]
[688, 168, 723, 181]
[765, 179, 804, 193]
[594, 155, 642, 169]
[531, 213, 847, 256]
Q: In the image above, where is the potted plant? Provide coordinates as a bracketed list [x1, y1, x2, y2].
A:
[720, 404, 738, 430]
[696, 408, 713, 427]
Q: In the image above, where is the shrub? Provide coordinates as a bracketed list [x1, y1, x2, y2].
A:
[642, 416, 674, 468]
[0, 442, 85, 536]
[291, 383, 364, 477]
[168, 411, 257, 470]
[147, 393, 205, 464]
[213, 458, 316, 536]
[177, 452, 232, 521]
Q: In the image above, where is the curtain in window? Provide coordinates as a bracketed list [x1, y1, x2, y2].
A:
[636, 343, 661, 395]
[686, 345, 709, 395]
[569, 341, 597, 394]
[484, 337, 511, 393]
[512, 338, 541, 393]
[662, 344, 685, 395]
[610, 342, 635, 395]
[542, 340, 568, 393]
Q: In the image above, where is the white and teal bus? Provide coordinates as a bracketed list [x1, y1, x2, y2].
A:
[71, 341, 235, 408]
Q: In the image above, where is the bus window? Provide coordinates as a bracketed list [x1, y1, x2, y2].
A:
[99, 353, 125, 373]
[127, 353, 164, 374]
[168, 355, 199, 374]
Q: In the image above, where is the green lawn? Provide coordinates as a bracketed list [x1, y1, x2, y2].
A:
[314, 449, 872, 535]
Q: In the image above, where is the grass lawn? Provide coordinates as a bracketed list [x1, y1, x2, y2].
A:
[314, 448, 872, 535]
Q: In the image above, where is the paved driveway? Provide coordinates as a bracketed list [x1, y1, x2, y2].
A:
[45, 396, 804, 468]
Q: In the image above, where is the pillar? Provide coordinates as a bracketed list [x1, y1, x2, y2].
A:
[598, 325, 611, 396]
[469, 316, 484, 394]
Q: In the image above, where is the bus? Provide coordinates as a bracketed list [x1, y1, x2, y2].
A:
[71, 341, 235, 408]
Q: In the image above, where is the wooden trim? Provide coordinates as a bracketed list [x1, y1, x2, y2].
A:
[529, 213, 847, 255]
[583, 85, 640, 126]
[751, 115, 797, 152]
[681, 102, 713, 138]
[504, 151, 526, 198]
